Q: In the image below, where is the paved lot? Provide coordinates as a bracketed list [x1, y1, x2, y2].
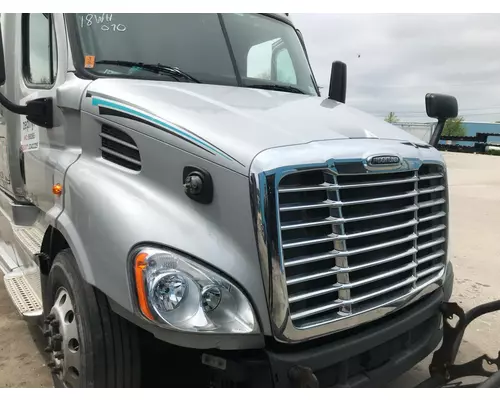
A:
[390, 151, 500, 387]
[0, 278, 52, 387]
[0, 151, 499, 388]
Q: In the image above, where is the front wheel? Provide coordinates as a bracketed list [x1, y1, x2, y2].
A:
[42, 249, 141, 388]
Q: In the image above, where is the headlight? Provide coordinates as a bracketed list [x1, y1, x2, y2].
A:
[133, 247, 259, 334]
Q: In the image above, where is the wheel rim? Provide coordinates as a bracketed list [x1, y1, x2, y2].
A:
[43, 288, 82, 387]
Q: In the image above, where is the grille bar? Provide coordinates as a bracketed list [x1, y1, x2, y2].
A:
[277, 162, 447, 330]
[417, 250, 445, 264]
[419, 211, 446, 223]
[417, 263, 445, 278]
[280, 199, 341, 212]
[281, 217, 341, 231]
[341, 247, 418, 273]
[281, 205, 419, 230]
[286, 242, 419, 286]
[291, 271, 444, 328]
[283, 219, 417, 249]
[279, 183, 339, 193]
[419, 173, 444, 180]
[284, 233, 417, 267]
[337, 190, 418, 206]
[418, 237, 446, 250]
[419, 198, 446, 208]
[279, 190, 420, 211]
[278, 176, 419, 193]
[288, 261, 417, 303]
[419, 185, 445, 195]
[418, 224, 446, 237]
[290, 276, 417, 321]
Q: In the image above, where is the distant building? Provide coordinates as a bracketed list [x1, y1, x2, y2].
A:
[394, 121, 500, 147]
[393, 122, 435, 143]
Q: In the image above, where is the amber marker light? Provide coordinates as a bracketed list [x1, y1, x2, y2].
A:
[134, 252, 155, 321]
[52, 183, 63, 196]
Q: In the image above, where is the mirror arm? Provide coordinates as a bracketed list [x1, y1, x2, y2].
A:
[0, 92, 28, 115]
[429, 118, 446, 148]
[0, 93, 53, 128]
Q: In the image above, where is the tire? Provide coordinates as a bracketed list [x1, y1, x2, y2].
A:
[42, 248, 141, 388]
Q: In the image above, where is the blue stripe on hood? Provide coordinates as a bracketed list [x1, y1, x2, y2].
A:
[91, 96, 235, 162]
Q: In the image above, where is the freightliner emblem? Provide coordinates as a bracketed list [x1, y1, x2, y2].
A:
[367, 155, 401, 166]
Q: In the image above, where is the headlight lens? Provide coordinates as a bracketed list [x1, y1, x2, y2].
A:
[133, 247, 259, 334]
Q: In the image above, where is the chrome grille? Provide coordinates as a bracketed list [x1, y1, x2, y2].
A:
[277, 163, 447, 330]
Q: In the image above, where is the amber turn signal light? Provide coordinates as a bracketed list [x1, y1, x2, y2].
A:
[52, 183, 63, 196]
[134, 252, 154, 321]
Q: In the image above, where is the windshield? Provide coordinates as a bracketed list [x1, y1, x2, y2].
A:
[70, 13, 318, 95]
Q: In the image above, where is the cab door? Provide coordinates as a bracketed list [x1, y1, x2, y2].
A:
[17, 13, 67, 213]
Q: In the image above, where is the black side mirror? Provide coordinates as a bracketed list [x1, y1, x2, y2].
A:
[328, 61, 347, 103]
[426, 93, 458, 147]
[426, 93, 458, 120]
[0, 25, 6, 86]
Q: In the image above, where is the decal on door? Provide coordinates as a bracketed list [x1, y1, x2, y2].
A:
[20, 115, 40, 152]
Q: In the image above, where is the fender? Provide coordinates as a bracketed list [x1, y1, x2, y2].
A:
[58, 118, 271, 335]
[54, 210, 95, 285]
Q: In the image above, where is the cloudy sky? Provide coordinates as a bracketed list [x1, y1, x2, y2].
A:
[291, 13, 500, 122]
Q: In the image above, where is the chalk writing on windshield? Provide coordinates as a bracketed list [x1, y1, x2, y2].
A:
[80, 14, 127, 32]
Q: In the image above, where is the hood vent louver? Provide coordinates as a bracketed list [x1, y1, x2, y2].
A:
[100, 125, 141, 171]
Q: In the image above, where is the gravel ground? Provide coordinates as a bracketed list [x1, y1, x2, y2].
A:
[0, 151, 499, 388]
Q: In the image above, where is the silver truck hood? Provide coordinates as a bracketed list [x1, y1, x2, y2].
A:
[83, 79, 427, 174]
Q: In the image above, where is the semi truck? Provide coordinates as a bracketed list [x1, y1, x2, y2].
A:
[0, 13, 459, 387]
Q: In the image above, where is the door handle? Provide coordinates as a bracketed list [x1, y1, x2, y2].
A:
[19, 147, 25, 184]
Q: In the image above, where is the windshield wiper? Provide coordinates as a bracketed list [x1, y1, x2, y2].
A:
[248, 83, 306, 95]
[94, 60, 201, 83]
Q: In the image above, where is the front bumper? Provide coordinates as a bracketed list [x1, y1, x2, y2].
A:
[206, 262, 454, 387]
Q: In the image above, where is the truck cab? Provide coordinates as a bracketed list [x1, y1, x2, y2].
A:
[0, 13, 456, 387]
